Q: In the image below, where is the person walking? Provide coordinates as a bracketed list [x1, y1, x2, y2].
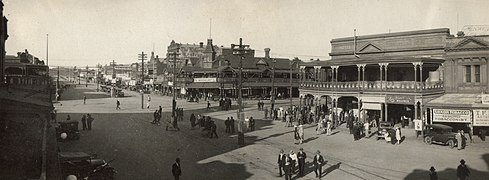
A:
[284, 154, 292, 180]
[264, 107, 269, 119]
[83, 95, 86, 104]
[172, 115, 180, 131]
[456, 130, 463, 150]
[116, 100, 121, 110]
[249, 117, 255, 132]
[210, 120, 218, 139]
[429, 166, 438, 180]
[396, 127, 402, 145]
[277, 149, 286, 177]
[457, 159, 470, 180]
[230, 116, 235, 133]
[172, 158, 182, 180]
[225, 117, 230, 133]
[294, 125, 299, 144]
[461, 130, 467, 149]
[81, 114, 87, 130]
[207, 101, 211, 111]
[297, 148, 307, 177]
[66, 115, 71, 121]
[153, 110, 159, 124]
[298, 125, 304, 144]
[190, 113, 196, 129]
[289, 150, 297, 174]
[313, 150, 325, 178]
[87, 114, 94, 130]
[147, 95, 151, 109]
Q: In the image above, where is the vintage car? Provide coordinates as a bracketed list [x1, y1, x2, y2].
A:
[56, 120, 80, 141]
[59, 152, 116, 180]
[376, 122, 393, 140]
[423, 124, 458, 148]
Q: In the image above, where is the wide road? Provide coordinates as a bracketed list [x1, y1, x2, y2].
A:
[55, 84, 489, 180]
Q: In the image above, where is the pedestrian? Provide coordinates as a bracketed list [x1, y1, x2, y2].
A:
[147, 95, 151, 109]
[298, 124, 304, 144]
[172, 115, 180, 131]
[83, 95, 86, 104]
[429, 166, 438, 180]
[81, 114, 87, 130]
[277, 149, 286, 177]
[207, 101, 211, 111]
[116, 100, 121, 110]
[316, 120, 322, 135]
[230, 117, 235, 134]
[244, 116, 250, 132]
[313, 150, 325, 178]
[66, 115, 71, 121]
[249, 117, 255, 131]
[297, 148, 307, 177]
[87, 114, 94, 130]
[396, 127, 402, 145]
[480, 128, 487, 141]
[457, 159, 470, 180]
[284, 153, 292, 180]
[172, 158, 182, 180]
[264, 107, 268, 119]
[159, 106, 162, 115]
[225, 117, 230, 133]
[190, 113, 196, 128]
[364, 120, 370, 136]
[327, 120, 332, 136]
[289, 150, 297, 174]
[461, 130, 467, 149]
[456, 130, 463, 150]
[294, 125, 299, 144]
[153, 110, 159, 124]
[210, 120, 218, 139]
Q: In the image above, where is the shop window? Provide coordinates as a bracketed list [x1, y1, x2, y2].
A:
[475, 65, 481, 83]
[465, 65, 471, 83]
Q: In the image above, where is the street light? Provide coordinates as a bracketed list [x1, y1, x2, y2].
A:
[270, 58, 276, 114]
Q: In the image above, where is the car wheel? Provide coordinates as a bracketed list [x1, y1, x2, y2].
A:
[424, 136, 433, 145]
[447, 139, 455, 149]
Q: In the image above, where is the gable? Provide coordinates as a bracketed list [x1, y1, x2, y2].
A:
[455, 38, 488, 49]
[358, 43, 383, 53]
[256, 59, 267, 66]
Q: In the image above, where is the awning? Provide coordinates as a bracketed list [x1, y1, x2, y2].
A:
[362, 102, 381, 110]
[426, 94, 489, 109]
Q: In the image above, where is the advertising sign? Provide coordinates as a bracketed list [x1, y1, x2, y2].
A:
[385, 95, 415, 104]
[473, 109, 489, 126]
[482, 95, 489, 105]
[432, 109, 471, 123]
[413, 119, 422, 131]
[194, 78, 217, 83]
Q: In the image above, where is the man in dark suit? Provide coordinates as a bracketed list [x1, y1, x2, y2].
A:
[313, 150, 325, 178]
[297, 148, 307, 177]
[172, 158, 182, 180]
[277, 149, 286, 177]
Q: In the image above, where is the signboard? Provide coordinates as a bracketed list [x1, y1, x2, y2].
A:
[461, 25, 489, 36]
[482, 94, 489, 105]
[194, 78, 217, 83]
[413, 119, 422, 131]
[473, 109, 489, 126]
[433, 109, 471, 123]
[385, 95, 415, 104]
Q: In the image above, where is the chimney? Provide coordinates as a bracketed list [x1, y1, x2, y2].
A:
[199, 42, 204, 48]
[264, 48, 270, 59]
[457, 31, 465, 37]
[207, 39, 213, 45]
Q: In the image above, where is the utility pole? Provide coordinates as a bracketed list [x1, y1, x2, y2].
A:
[271, 58, 276, 114]
[138, 52, 147, 109]
[231, 38, 251, 145]
[85, 65, 89, 87]
[96, 63, 100, 92]
[171, 47, 180, 119]
[289, 60, 297, 110]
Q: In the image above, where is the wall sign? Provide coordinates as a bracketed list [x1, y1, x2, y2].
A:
[432, 109, 471, 123]
[194, 78, 217, 83]
[481, 95, 489, 105]
[385, 95, 415, 104]
[473, 109, 489, 126]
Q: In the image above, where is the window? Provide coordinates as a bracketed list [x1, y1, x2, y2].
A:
[465, 65, 471, 83]
[475, 65, 481, 83]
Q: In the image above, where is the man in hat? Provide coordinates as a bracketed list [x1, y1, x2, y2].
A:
[172, 158, 182, 180]
[297, 148, 307, 177]
[277, 149, 286, 177]
[313, 150, 325, 178]
[429, 166, 438, 180]
[457, 159, 470, 180]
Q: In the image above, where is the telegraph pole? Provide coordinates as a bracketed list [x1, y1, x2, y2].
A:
[171, 47, 180, 119]
[271, 58, 276, 114]
[96, 63, 100, 92]
[138, 52, 147, 109]
[231, 38, 251, 145]
[85, 65, 88, 87]
[289, 61, 297, 110]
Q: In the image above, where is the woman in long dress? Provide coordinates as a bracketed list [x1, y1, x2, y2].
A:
[395, 127, 402, 145]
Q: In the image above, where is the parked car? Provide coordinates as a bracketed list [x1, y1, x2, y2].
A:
[59, 152, 116, 180]
[423, 124, 458, 148]
[376, 122, 393, 140]
[56, 120, 80, 141]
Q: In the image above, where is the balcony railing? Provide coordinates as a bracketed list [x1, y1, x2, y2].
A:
[300, 81, 444, 92]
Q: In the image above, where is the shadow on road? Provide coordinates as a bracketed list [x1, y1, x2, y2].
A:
[404, 153, 489, 180]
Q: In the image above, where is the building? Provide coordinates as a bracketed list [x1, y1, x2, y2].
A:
[299, 28, 489, 134]
[165, 39, 220, 69]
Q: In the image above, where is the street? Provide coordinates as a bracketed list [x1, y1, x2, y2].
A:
[52, 84, 489, 180]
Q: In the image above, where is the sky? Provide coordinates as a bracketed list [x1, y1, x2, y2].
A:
[3, 0, 489, 67]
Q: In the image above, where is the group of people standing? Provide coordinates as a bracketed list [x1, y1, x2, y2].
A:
[80, 114, 94, 130]
[190, 114, 218, 138]
[278, 148, 325, 179]
[219, 98, 232, 111]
